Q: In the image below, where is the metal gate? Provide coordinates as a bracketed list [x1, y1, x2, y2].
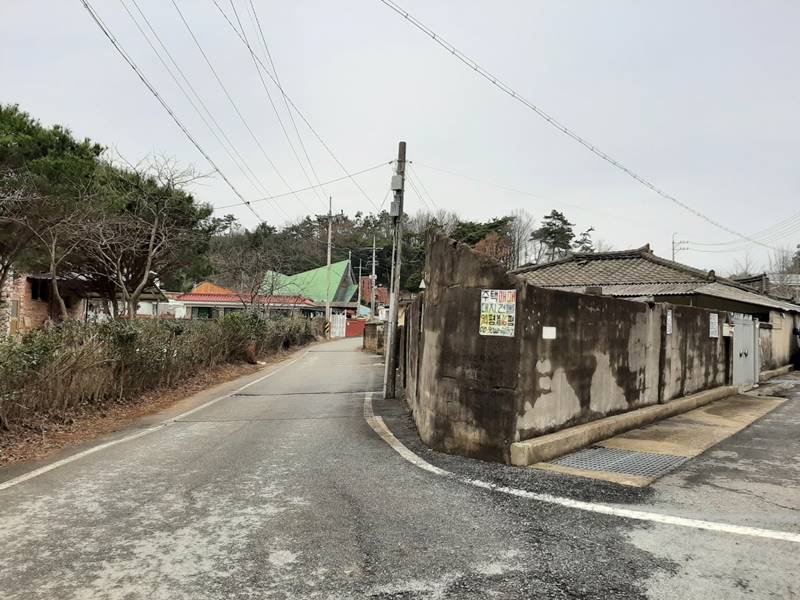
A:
[732, 316, 759, 388]
[331, 313, 346, 338]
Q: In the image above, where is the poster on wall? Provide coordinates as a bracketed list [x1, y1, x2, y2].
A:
[666, 309, 673, 335]
[479, 289, 517, 337]
[709, 312, 719, 338]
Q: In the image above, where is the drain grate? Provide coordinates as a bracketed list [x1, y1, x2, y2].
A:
[551, 446, 688, 478]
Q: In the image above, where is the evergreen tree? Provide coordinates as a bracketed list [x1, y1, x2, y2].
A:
[530, 210, 575, 262]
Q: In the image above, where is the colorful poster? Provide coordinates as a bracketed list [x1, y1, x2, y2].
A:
[479, 289, 517, 337]
[709, 313, 719, 339]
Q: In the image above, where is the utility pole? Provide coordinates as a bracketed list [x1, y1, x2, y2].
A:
[325, 196, 332, 335]
[357, 259, 363, 313]
[370, 235, 377, 317]
[384, 141, 406, 399]
[671, 233, 688, 261]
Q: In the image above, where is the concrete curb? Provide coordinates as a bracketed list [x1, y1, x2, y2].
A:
[759, 364, 794, 383]
[509, 386, 737, 466]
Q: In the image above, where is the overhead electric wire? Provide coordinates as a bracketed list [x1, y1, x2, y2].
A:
[211, 0, 381, 211]
[214, 160, 392, 210]
[684, 211, 800, 248]
[406, 173, 433, 212]
[169, 0, 311, 212]
[78, 0, 267, 224]
[226, 0, 326, 210]
[377, 0, 779, 251]
[246, 0, 330, 204]
[413, 161, 647, 226]
[407, 163, 438, 210]
[120, 0, 288, 219]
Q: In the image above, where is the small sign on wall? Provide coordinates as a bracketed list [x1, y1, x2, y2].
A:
[542, 326, 557, 340]
[666, 309, 673, 335]
[709, 313, 719, 338]
[479, 289, 516, 337]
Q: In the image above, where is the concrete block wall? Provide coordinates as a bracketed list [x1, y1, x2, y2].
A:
[405, 233, 738, 463]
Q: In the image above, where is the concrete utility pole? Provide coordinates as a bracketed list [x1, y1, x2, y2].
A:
[325, 196, 332, 334]
[370, 235, 377, 317]
[356, 259, 363, 312]
[384, 141, 406, 399]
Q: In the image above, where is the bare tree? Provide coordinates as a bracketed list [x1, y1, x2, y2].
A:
[508, 209, 535, 267]
[729, 253, 758, 278]
[81, 156, 208, 318]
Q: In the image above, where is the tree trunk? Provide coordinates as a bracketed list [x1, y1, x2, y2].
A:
[50, 262, 68, 321]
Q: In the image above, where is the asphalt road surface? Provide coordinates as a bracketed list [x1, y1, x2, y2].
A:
[1, 338, 797, 599]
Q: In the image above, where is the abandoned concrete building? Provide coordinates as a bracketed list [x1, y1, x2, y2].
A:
[399, 234, 800, 463]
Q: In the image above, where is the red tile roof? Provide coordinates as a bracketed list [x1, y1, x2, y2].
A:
[176, 292, 316, 306]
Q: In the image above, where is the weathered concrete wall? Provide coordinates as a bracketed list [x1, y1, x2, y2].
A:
[363, 321, 385, 354]
[406, 233, 737, 463]
[660, 305, 727, 402]
[759, 311, 800, 370]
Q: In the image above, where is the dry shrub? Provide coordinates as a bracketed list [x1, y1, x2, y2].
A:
[0, 314, 320, 431]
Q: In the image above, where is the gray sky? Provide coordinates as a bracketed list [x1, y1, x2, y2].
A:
[2, 1, 799, 273]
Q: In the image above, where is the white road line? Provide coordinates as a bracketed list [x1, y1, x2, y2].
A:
[363, 392, 800, 544]
[0, 350, 310, 492]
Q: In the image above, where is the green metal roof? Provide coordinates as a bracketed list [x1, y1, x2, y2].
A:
[263, 260, 357, 304]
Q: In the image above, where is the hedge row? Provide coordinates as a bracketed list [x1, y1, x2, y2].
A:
[0, 313, 321, 430]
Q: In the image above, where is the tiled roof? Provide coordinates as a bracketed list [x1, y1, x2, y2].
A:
[190, 281, 236, 295]
[512, 246, 800, 313]
[175, 293, 316, 306]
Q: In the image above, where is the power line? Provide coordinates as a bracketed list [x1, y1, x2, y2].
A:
[405, 172, 433, 212]
[226, 0, 326, 210]
[407, 163, 438, 210]
[121, 0, 288, 220]
[169, 0, 311, 212]
[684, 211, 800, 248]
[377, 0, 779, 251]
[78, 0, 267, 224]
[211, 0, 382, 212]
[214, 161, 392, 210]
[246, 0, 330, 203]
[413, 161, 647, 226]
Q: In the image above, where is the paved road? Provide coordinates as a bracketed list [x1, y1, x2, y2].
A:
[0, 338, 797, 599]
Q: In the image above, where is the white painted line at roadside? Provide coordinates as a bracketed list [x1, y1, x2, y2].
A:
[363, 393, 800, 544]
[0, 350, 310, 492]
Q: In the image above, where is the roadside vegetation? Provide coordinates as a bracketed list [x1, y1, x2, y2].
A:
[0, 314, 320, 433]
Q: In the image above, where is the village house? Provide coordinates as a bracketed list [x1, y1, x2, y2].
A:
[264, 259, 360, 316]
[511, 245, 800, 371]
[175, 281, 318, 319]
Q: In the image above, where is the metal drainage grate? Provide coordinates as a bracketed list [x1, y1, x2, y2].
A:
[551, 446, 688, 478]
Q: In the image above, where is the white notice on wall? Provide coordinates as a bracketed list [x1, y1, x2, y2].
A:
[666, 309, 673, 335]
[709, 313, 719, 338]
[479, 289, 516, 337]
[542, 326, 557, 340]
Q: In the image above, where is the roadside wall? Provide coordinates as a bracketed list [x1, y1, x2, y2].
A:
[406, 233, 734, 462]
[759, 311, 800, 370]
[660, 305, 727, 402]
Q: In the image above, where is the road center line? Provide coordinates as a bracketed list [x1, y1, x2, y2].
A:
[363, 392, 800, 544]
[0, 350, 310, 492]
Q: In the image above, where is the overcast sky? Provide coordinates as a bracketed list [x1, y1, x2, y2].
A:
[2, 1, 799, 273]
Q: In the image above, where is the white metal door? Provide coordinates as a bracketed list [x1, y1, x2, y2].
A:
[331, 313, 346, 338]
[732, 316, 758, 388]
